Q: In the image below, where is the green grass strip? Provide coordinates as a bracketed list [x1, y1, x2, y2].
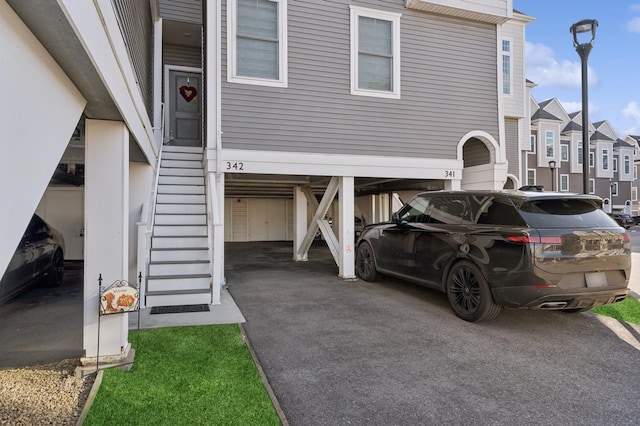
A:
[592, 295, 640, 325]
[84, 324, 280, 426]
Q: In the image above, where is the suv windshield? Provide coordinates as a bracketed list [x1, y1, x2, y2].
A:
[518, 199, 616, 228]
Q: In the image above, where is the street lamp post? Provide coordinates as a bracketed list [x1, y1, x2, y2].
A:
[548, 160, 557, 191]
[570, 19, 598, 194]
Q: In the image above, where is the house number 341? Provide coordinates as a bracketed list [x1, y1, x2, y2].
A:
[445, 170, 455, 178]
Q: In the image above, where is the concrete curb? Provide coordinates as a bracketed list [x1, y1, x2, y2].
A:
[76, 369, 103, 426]
[240, 323, 289, 426]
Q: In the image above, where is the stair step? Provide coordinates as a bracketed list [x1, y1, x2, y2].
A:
[162, 152, 203, 161]
[157, 184, 204, 195]
[155, 203, 206, 214]
[155, 214, 206, 225]
[159, 167, 204, 177]
[162, 145, 203, 154]
[154, 225, 208, 236]
[151, 248, 209, 262]
[152, 236, 208, 249]
[161, 159, 202, 169]
[157, 194, 205, 204]
[149, 261, 210, 276]
[158, 175, 204, 185]
[146, 291, 212, 307]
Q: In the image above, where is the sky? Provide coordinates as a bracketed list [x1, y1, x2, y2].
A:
[513, 1, 640, 137]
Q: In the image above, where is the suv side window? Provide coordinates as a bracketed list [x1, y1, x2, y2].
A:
[428, 196, 472, 225]
[477, 197, 526, 226]
[397, 195, 431, 223]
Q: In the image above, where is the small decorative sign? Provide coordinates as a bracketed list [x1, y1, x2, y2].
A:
[179, 85, 197, 102]
[99, 278, 140, 315]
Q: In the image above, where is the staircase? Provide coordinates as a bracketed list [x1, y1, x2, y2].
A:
[145, 145, 212, 307]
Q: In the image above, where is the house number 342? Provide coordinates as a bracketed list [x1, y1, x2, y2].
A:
[225, 162, 244, 171]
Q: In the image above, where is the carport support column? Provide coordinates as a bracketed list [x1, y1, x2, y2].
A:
[293, 186, 308, 261]
[339, 177, 356, 279]
[82, 119, 130, 364]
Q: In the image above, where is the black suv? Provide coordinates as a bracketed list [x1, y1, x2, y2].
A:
[355, 190, 630, 322]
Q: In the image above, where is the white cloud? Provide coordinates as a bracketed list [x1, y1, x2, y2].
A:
[628, 17, 640, 33]
[525, 42, 598, 88]
[623, 102, 640, 134]
[631, 4, 640, 12]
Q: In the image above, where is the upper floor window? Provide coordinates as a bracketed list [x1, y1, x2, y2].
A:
[529, 135, 536, 153]
[228, 0, 288, 87]
[527, 169, 536, 185]
[602, 149, 609, 170]
[545, 131, 554, 158]
[613, 157, 618, 172]
[589, 178, 595, 194]
[624, 155, 631, 174]
[502, 39, 511, 95]
[561, 144, 568, 161]
[350, 6, 401, 99]
[560, 174, 569, 192]
[589, 151, 594, 167]
[577, 142, 583, 165]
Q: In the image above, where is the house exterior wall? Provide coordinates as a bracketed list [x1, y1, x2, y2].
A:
[219, 0, 500, 159]
[159, 0, 202, 24]
[500, 19, 526, 118]
[164, 43, 201, 68]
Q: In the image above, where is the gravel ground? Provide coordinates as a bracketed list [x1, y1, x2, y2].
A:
[0, 359, 95, 425]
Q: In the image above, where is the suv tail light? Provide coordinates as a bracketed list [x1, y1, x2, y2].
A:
[508, 235, 562, 244]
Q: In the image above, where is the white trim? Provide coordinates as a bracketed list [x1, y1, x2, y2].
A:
[163, 65, 202, 142]
[612, 181, 619, 196]
[544, 130, 554, 159]
[527, 168, 536, 186]
[227, 0, 288, 87]
[529, 134, 536, 153]
[206, 148, 462, 180]
[560, 143, 568, 162]
[456, 130, 502, 163]
[589, 178, 595, 194]
[153, 18, 163, 148]
[350, 5, 401, 99]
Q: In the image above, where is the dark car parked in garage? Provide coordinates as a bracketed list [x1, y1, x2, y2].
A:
[0, 214, 65, 305]
[355, 190, 630, 322]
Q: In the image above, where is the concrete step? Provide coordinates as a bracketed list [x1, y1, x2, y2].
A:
[146, 275, 211, 292]
[146, 290, 212, 307]
[150, 248, 209, 262]
[162, 152, 202, 161]
[157, 184, 204, 195]
[152, 236, 208, 249]
[157, 193, 205, 204]
[155, 213, 206, 225]
[153, 225, 208, 237]
[158, 175, 204, 186]
[159, 167, 204, 177]
[162, 145, 202, 154]
[149, 260, 210, 276]
[155, 203, 206, 215]
[161, 159, 201, 169]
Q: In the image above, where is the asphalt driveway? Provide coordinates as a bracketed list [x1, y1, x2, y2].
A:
[227, 241, 640, 426]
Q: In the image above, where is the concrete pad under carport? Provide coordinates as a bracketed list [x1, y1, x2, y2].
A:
[226, 241, 640, 425]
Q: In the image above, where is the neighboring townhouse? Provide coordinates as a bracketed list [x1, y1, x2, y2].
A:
[525, 97, 636, 214]
[1, 0, 524, 365]
[624, 135, 640, 216]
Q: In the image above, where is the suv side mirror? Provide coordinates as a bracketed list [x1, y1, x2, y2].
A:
[392, 211, 400, 224]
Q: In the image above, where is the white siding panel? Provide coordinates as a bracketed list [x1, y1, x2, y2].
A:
[220, 0, 499, 160]
[505, 118, 519, 176]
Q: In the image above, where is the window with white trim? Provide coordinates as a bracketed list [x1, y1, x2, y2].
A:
[589, 151, 594, 167]
[545, 131, 554, 158]
[227, 0, 288, 87]
[632, 186, 637, 201]
[350, 6, 401, 99]
[624, 155, 631, 174]
[527, 169, 536, 185]
[613, 157, 618, 172]
[577, 142, 583, 165]
[502, 39, 511, 95]
[611, 182, 618, 196]
[602, 149, 609, 170]
[561, 144, 568, 162]
[560, 174, 569, 191]
[636, 165, 638, 180]
[529, 135, 536, 153]
[589, 178, 595, 194]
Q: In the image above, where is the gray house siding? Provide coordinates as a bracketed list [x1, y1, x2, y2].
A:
[164, 44, 201, 68]
[159, 0, 202, 24]
[220, 0, 499, 159]
[112, 0, 153, 113]
[505, 118, 519, 175]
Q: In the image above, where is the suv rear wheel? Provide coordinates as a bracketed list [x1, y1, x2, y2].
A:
[446, 261, 500, 322]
